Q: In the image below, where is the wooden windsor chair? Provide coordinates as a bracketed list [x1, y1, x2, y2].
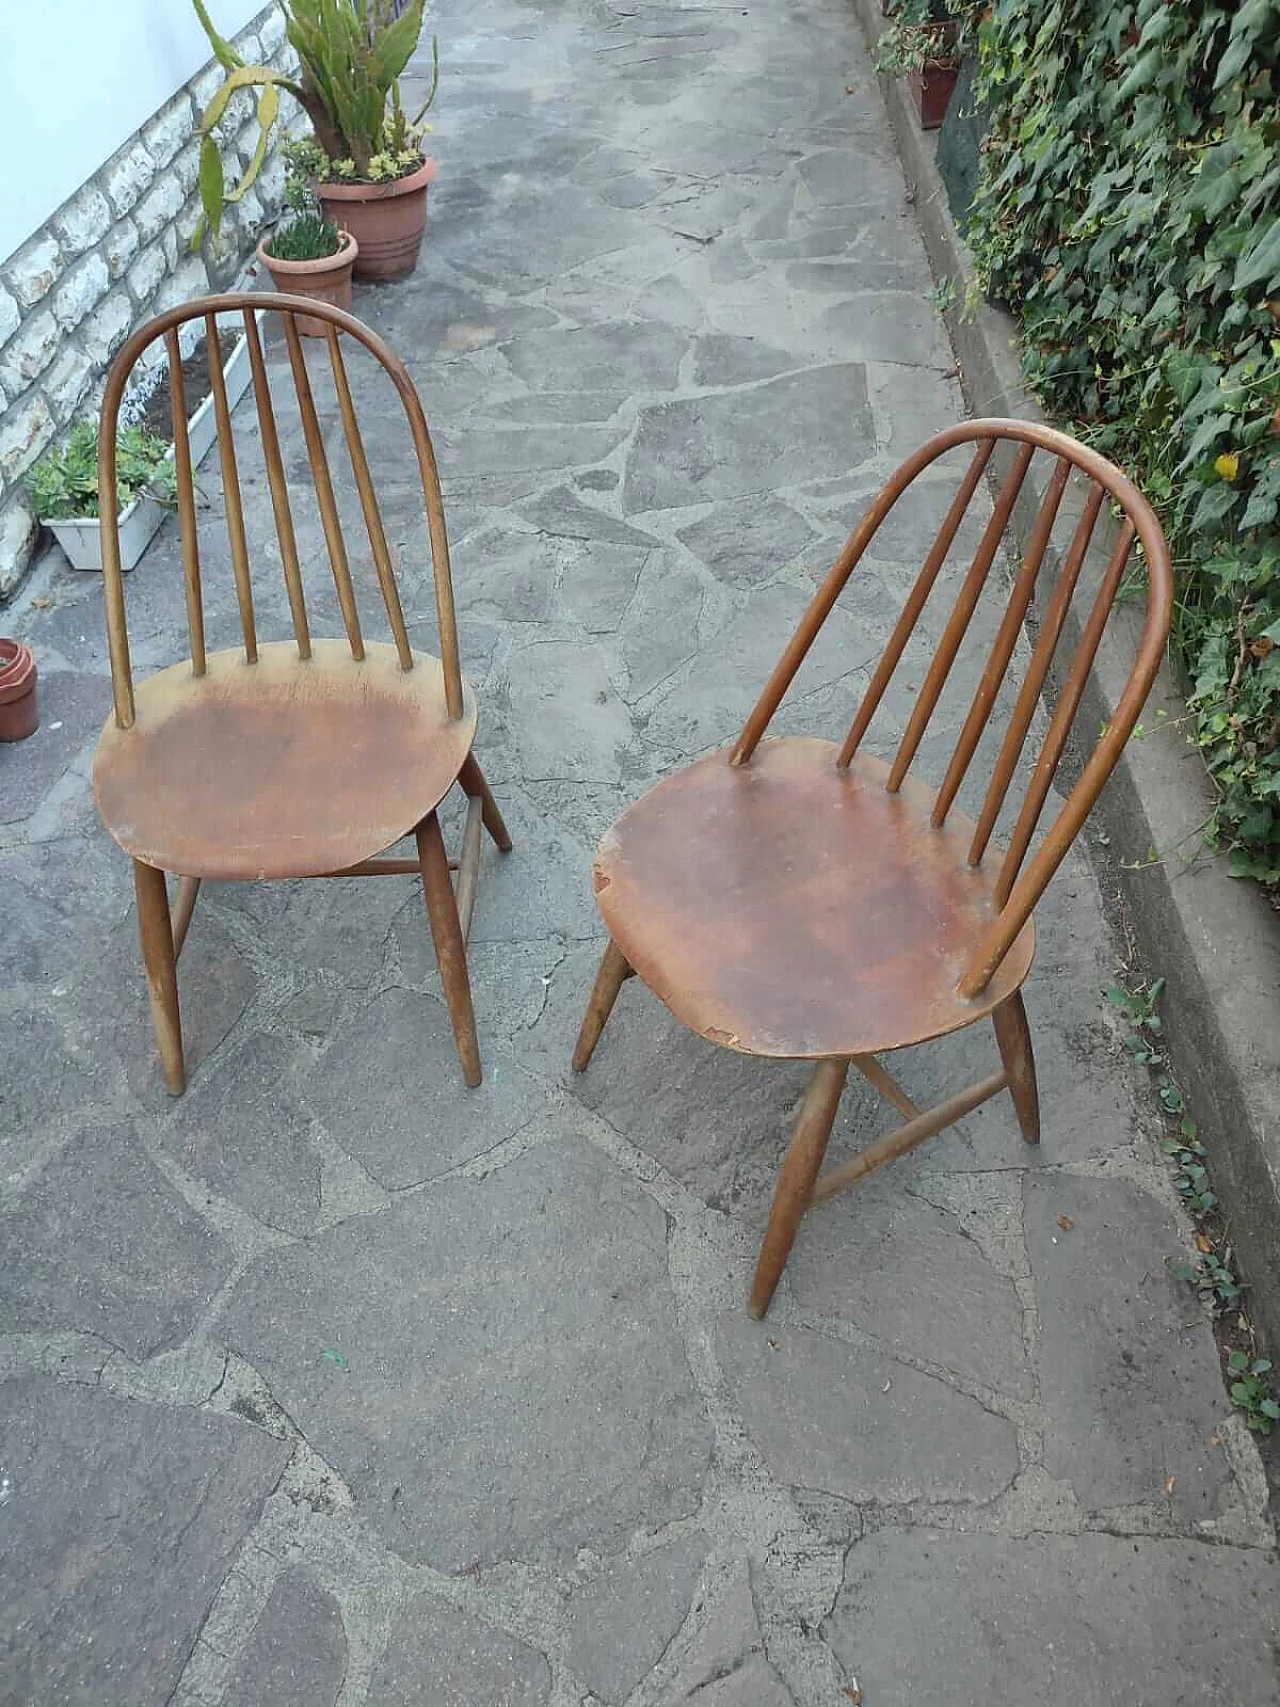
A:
[92, 292, 510, 1096]
[572, 419, 1173, 1318]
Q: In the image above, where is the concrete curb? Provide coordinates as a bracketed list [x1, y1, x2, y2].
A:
[852, 0, 1280, 1352]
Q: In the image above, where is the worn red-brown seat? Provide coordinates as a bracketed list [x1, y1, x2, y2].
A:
[93, 293, 509, 1096]
[95, 640, 476, 881]
[573, 420, 1173, 1319]
[595, 738, 1034, 1060]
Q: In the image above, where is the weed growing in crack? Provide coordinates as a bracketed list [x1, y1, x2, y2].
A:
[1227, 1354, 1280, 1437]
[1105, 973, 1278, 1436]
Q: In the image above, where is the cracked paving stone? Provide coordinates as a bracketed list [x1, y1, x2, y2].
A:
[502, 320, 689, 395]
[0, 833, 134, 990]
[0, 1010, 99, 1175]
[0, 1123, 233, 1360]
[496, 638, 636, 784]
[819, 292, 956, 369]
[565, 1534, 709, 1704]
[623, 364, 875, 514]
[0, 1374, 288, 1707]
[519, 484, 661, 550]
[671, 1657, 794, 1705]
[446, 184, 650, 288]
[660, 1562, 791, 1705]
[306, 986, 542, 1190]
[373, 1595, 550, 1705]
[787, 1172, 1032, 1397]
[1025, 1174, 1235, 1519]
[827, 1531, 1280, 1706]
[221, 1132, 713, 1570]
[157, 1031, 323, 1237]
[222, 1568, 347, 1707]
[643, 581, 877, 755]
[453, 526, 561, 623]
[796, 150, 908, 211]
[558, 540, 648, 633]
[540, 953, 811, 1211]
[434, 420, 627, 481]
[619, 554, 705, 703]
[715, 1317, 1019, 1504]
[677, 493, 819, 588]
[62, 904, 256, 1107]
[690, 333, 800, 388]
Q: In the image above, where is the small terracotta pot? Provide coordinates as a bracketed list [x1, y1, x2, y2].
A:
[0, 639, 39, 743]
[256, 230, 358, 336]
[318, 155, 438, 281]
[909, 58, 960, 130]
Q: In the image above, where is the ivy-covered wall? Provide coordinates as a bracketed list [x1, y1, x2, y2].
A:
[968, 0, 1280, 881]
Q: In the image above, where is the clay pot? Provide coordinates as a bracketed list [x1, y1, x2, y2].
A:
[318, 156, 438, 281]
[910, 57, 960, 130]
[256, 230, 358, 336]
[0, 639, 39, 743]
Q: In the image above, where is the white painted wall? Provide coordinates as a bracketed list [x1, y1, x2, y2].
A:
[0, 0, 264, 263]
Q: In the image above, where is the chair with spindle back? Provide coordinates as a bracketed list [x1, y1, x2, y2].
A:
[571, 419, 1173, 1318]
[93, 292, 510, 1096]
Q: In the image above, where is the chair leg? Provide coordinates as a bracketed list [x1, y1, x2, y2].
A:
[572, 938, 632, 1072]
[133, 860, 186, 1097]
[459, 754, 512, 853]
[416, 813, 482, 1087]
[749, 1058, 849, 1319]
[993, 990, 1039, 1145]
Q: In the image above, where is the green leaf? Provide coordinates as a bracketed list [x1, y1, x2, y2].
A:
[197, 135, 225, 238]
[192, 0, 243, 69]
[1233, 219, 1280, 294]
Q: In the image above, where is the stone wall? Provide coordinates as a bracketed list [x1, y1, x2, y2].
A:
[0, 2, 294, 600]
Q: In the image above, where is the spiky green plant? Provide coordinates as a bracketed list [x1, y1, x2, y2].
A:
[191, 0, 439, 242]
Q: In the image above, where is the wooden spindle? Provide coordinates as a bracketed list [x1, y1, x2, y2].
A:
[838, 441, 994, 768]
[968, 481, 1105, 867]
[886, 442, 1034, 791]
[205, 312, 256, 663]
[994, 518, 1135, 906]
[407, 422, 463, 719]
[98, 369, 136, 727]
[243, 307, 311, 660]
[325, 325, 412, 668]
[166, 329, 206, 675]
[931, 457, 1071, 827]
[283, 313, 364, 659]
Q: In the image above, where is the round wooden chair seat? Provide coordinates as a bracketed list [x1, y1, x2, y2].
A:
[594, 736, 1034, 1059]
[94, 639, 478, 881]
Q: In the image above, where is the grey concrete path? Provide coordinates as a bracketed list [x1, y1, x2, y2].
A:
[2, 1, 1278, 1703]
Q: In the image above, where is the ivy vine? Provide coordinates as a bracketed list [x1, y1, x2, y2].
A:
[968, 0, 1280, 881]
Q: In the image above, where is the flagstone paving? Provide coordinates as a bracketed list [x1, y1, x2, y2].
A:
[1, 0, 1277, 1702]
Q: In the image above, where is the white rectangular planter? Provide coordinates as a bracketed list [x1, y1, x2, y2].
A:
[47, 494, 170, 574]
[45, 310, 263, 575]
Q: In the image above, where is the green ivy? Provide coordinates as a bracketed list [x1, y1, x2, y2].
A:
[968, 0, 1280, 881]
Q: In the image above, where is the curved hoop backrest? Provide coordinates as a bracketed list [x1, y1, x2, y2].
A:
[98, 292, 463, 730]
[730, 418, 1174, 999]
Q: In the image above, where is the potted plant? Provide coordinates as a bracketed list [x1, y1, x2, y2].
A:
[0, 639, 38, 743]
[28, 421, 177, 574]
[874, 0, 970, 131]
[257, 147, 358, 334]
[193, 0, 440, 280]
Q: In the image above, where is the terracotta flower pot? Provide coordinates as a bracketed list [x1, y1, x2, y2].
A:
[256, 230, 358, 336]
[0, 639, 39, 743]
[910, 58, 960, 130]
[318, 155, 438, 281]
